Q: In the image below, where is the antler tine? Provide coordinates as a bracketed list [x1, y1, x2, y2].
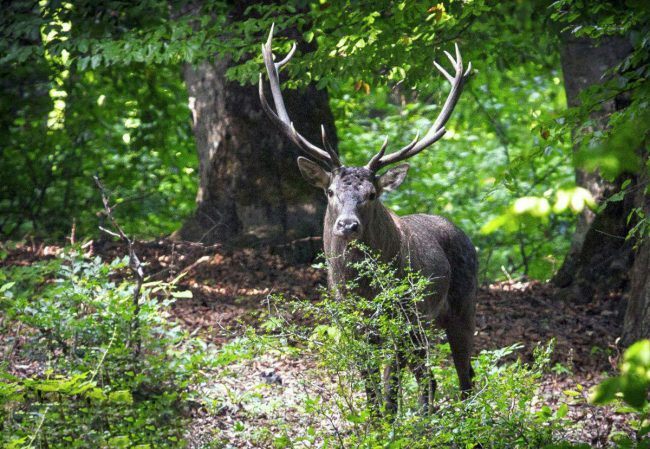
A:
[366, 44, 471, 172]
[367, 130, 422, 169]
[321, 125, 342, 167]
[443, 50, 457, 68]
[464, 61, 472, 77]
[259, 24, 340, 168]
[276, 42, 297, 68]
[365, 136, 389, 171]
[433, 61, 454, 83]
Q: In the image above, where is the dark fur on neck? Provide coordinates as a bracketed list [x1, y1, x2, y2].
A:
[324, 201, 402, 296]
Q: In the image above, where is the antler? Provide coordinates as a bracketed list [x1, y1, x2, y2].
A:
[259, 24, 341, 169]
[366, 44, 472, 172]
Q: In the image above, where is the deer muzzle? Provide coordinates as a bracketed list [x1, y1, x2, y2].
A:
[334, 217, 361, 239]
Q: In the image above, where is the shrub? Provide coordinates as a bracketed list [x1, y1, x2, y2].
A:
[263, 246, 568, 448]
[588, 339, 650, 448]
[0, 246, 215, 448]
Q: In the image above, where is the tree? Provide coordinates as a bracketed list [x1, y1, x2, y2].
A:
[176, 39, 337, 247]
[553, 34, 634, 298]
[167, 2, 337, 247]
[548, 1, 650, 342]
[623, 164, 650, 344]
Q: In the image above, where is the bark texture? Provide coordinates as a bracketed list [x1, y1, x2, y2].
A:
[554, 35, 635, 299]
[175, 55, 336, 247]
[555, 34, 650, 343]
[622, 155, 650, 345]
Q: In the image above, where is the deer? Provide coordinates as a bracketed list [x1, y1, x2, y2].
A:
[258, 25, 477, 414]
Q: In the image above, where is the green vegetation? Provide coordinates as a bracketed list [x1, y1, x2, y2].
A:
[4, 0, 648, 280]
[0, 249, 215, 448]
[1, 0, 649, 447]
[0, 244, 646, 447]
[261, 247, 567, 448]
[588, 340, 650, 449]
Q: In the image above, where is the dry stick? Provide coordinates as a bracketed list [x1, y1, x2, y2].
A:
[93, 176, 144, 357]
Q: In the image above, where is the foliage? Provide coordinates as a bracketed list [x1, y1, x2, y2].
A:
[0, 0, 572, 281]
[544, 340, 650, 449]
[485, 0, 650, 243]
[258, 246, 569, 448]
[0, 246, 217, 448]
[588, 339, 650, 448]
[1, 2, 197, 239]
[0, 0, 647, 281]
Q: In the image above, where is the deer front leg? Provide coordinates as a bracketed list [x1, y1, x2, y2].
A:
[383, 351, 402, 418]
[361, 364, 382, 415]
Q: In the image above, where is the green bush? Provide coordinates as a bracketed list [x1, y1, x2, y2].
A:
[263, 246, 568, 448]
[0, 246, 215, 448]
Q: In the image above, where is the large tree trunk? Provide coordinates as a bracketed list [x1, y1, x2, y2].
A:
[622, 155, 650, 345]
[554, 35, 634, 299]
[174, 45, 336, 249]
[555, 34, 650, 343]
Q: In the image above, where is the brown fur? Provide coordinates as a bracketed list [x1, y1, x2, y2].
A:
[303, 163, 477, 412]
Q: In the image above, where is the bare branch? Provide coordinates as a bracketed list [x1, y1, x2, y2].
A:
[94, 176, 144, 356]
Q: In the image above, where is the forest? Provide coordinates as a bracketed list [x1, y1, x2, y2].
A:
[1, 0, 649, 448]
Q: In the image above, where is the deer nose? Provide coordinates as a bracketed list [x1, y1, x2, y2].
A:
[336, 218, 360, 235]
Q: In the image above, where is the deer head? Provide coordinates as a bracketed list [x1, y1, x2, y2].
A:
[259, 25, 471, 240]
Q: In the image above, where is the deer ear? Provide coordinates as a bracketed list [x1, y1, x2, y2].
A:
[378, 164, 409, 193]
[297, 157, 330, 189]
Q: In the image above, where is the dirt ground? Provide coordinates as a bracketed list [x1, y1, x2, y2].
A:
[3, 238, 632, 447]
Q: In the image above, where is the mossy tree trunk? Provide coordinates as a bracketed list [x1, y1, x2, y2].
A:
[173, 2, 336, 248]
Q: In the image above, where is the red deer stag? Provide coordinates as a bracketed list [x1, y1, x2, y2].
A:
[259, 25, 477, 413]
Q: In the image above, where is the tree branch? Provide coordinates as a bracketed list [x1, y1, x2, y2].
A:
[94, 176, 144, 357]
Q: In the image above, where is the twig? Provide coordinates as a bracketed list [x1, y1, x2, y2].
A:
[90, 327, 117, 383]
[26, 404, 51, 448]
[94, 176, 144, 357]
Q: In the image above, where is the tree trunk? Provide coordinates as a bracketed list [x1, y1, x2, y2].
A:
[554, 35, 635, 300]
[555, 34, 650, 343]
[622, 154, 650, 345]
[174, 52, 336, 249]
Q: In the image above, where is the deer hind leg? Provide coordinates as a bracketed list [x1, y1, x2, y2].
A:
[446, 315, 475, 396]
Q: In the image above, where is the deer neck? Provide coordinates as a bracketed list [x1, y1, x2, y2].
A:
[324, 202, 403, 292]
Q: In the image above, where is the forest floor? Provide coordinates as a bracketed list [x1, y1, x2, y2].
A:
[4, 238, 631, 447]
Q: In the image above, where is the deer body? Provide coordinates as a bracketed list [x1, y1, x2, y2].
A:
[318, 166, 477, 411]
[258, 25, 477, 411]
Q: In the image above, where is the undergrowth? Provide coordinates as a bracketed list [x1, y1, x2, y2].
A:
[1, 244, 647, 448]
[258, 247, 571, 448]
[0, 246, 218, 448]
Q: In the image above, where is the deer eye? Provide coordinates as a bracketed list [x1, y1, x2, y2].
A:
[327, 189, 334, 197]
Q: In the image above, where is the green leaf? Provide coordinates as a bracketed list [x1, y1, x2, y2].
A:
[556, 402, 569, 418]
[108, 389, 133, 404]
[624, 339, 650, 368]
[0, 281, 15, 293]
[172, 290, 193, 298]
[622, 375, 648, 409]
[589, 377, 621, 405]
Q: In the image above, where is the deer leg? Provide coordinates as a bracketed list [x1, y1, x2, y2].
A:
[411, 347, 436, 413]
[383, 352, 402, 417]
[362, 364, 382, 415]
[446, 317, 475, 396]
